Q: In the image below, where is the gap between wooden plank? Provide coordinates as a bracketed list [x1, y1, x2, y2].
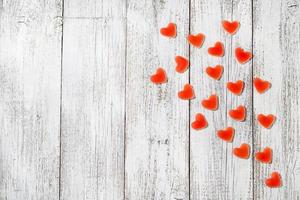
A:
[251, 0, 255, 198]
[59, 0, 65, 199]
[124, 0, 128, 199]
[188, 0, 191, 199]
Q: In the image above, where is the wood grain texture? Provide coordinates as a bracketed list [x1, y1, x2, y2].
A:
[60, 1, 126, 199]
[0, 0, 62, 199]
[1, 0, 300, 199]
[125, 0, 190, 199]
[189, 0, 229, 199]
[190, 0, 253, 199]
[253, 0, 300, 199]
[226, 0, 253, 199]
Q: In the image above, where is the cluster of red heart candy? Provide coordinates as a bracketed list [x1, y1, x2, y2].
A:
[150, 21, 282, 188]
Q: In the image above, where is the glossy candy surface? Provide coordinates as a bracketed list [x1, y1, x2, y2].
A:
[222, 20, 240, 35]
[150, 68, 167, 84]
[191, 113, 208, 130]
[255, 147, 272, 164]
[175, 56, 189, 73]
[254, 77, 271, 94]
[208, 42, 224, 57]
[178, 84, 195, 100]
[201, 95, 219, 111]
[187, 33, 205, 48]
[160, 23, 176, 38]
[205, 65, 223, 80]
[217, 127, 235, 142]
[257, 114, 276, 129]
[229, 105, 246, 121]
[233, 143, 250, 159]
[265, 172, 282, 188]
[235, 47, 252, 64]
[227, 80, 244, 95]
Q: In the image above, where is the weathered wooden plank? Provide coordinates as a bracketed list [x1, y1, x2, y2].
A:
[225, 0, 253, 199]
[253, 0, 300, 199]
[189, 0, 230, 199]
[125, 0, 190, 199]
[63, 0, 125, 19]
[60, 1, 126, 199]
[0, 0, 62, 199]
[190, 0, 253, 199]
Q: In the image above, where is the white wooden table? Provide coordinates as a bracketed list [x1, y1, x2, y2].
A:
[1, 0, 299, 199]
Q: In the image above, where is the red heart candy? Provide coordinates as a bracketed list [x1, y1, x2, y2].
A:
[191, 113, 208, 130]
[217, 127, 235, 142]
[257, 114, 276, 129]
[229, 105, 246, 121]
[201, 95, 218, 111]
[205, 65, 223, 80]
[227, 80, 244, 95]
[233, 143, 250, 159]
[187, 33, 205, 48]
[178, 84, 195, 100]
[235, 47, 252, 64]
[208, 42, 224, 57]
[222, 20, 240, 35]
[160, 23, 176, 38]
[255, 147, 272, 164]
[254, 77, 271, 94]
[175, 56, 189, 73]
[150, 67, 167, 84]
[265, 172, 282, 188]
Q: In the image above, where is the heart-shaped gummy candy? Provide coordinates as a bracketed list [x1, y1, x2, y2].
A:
[160, 23, 176, 38]
[191, 113, 208, 130]
[175, 56, 189, 73]
[222, 20, 240, 35]
[235, 47, 252, 64]
[150, 68, 167, 84]
[254, 77, 271, 94]
[208, 42, 224, 57]
[217, 127, 235, 142]
[201, 95, 219, 111]
[265, 172, 282, 188]
[233, 143, 250, 159]
[255, 147, 272, 164]
[178, 84, 195, 100]
[226, 80, 244, 95]
[257, 114, 276, 129]
[205, 65, 223, 80]
[187, 33, 205, 48]
[229, 105, 246, 121]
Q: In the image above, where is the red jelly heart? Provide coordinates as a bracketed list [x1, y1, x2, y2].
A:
[201, 95, 218, 111]
[235, 47, 252, 64]
[233, 143, 250, 159]
[254, 77, 271, 94]
[205, 65, 223, 80]
[208, 42, 224, 57]
[187, 33, 205, 48]
[175, 56, 189, 73]
[257, 114, 276, 129]
[160, 23, 176, 38]
[217, 127, 235, 142]
[191, 113, 208, 130]
[229, 105, 246, 121]
[255, 147, 272, 164]
[150, 67, 167, 84]
[178, 84, 195, 100]
[222, 20, 240, 35]
[226, 80, 244, 95]
[265, 172, 282, 188]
